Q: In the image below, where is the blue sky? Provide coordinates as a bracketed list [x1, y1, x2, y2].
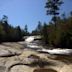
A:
[0, 0, 72, 32]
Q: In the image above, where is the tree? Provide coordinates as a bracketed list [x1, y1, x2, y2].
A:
[36, 21, 42, 35]
[1, 15, 8, 23]
[0, 24, 5, 42]
[42, 23, 49, 44]
[31, 21, 42, 35]
[24, 25, 29, 36]
[45, 0, 63, 27]
[44, 0, 63, 46]
[24, 25, 28, 33]
[16, 26, 22, 40]
[1, 15, 10, 41]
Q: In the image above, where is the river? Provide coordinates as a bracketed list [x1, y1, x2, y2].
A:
[24, 36, 72, 55]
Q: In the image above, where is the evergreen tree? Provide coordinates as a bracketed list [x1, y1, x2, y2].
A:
[16, 26, 22, 40]
[42, 23, 49, 44]
[36, 21, 42, 35]
[45, 0, 63, 27]
[24, 25, 29, 36]
[31, 21, 42, 35]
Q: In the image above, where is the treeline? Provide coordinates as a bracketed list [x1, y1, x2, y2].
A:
[0, 15, 29, 42]
[31, 12, 72, 48]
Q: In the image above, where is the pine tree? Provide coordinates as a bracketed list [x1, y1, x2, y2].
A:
[45, 0, 63, 27]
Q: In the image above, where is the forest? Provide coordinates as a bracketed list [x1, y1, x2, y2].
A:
[32, 12, 72, 48]
[0, 15, 29, 42]
[32, 0, 72, 48]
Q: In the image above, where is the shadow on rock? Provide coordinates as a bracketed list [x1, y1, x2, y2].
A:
[0, 66, 6, 72]
[48, 54, 72, 64]
[28, 54, 56, 68]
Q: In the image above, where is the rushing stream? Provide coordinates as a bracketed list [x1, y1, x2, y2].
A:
[25, 36, 43, 50]
[24, 36, 72, 55]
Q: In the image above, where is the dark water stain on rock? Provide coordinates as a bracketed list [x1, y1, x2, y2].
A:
[33, 68, 57, 72]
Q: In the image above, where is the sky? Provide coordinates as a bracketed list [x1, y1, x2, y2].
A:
[0, 0, 72, 32]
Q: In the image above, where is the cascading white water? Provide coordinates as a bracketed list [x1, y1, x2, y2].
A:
[37, 49, 72, 55]
[25, 36, 35, 43]
[25, 36, 72, 55]
[24, 36, 43, 50]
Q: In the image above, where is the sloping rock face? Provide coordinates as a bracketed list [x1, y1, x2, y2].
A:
[0, 49, 15, 57]
[0, 42, 72, 72]
[59, 65, 72, 72]
[0, 44, 22, 57]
